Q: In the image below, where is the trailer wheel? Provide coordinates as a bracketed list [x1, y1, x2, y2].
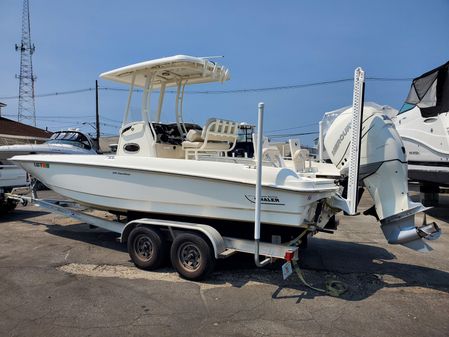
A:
[128, 226, 167, 270]
[0, 200, 17, 214]
[170, 233, 215, 281]
[6, 200, 18, 212]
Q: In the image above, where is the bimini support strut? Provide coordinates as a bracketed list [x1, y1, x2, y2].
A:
[175, 80, 188, 136]
[122, 72, 136, 126]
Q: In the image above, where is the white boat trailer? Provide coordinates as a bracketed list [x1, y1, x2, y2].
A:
[8, 193, 303, 276]
[9, 191, 351, 296]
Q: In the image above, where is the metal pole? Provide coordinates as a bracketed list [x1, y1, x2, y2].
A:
[123, 72, 136, 126]
[254, 102, 270, 267]
[254, 103, 264, 241]
[347, 67, 365, 215]
[95, 80, 100, 141]
[155, 83, 166, 123]
[318, 121, 323, 162]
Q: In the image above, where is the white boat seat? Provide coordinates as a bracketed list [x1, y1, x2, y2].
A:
[186, 129, 203, 142]
[182, 141, 232, 150]
[182, 118, 239, 159]
[288, 139, 310, 172]
[253, 135, 286, 168]
[263, 148, 285, 167]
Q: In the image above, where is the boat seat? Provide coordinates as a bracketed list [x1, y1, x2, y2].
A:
[185, 129, 203, 142]
[289, 139, 309, 172]
[253, 136, 286, 168]
[182, 141, 231, 150]
[182, 118, 239, 159]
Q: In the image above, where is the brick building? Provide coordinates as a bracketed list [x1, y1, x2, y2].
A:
[0, 116, 52, 145]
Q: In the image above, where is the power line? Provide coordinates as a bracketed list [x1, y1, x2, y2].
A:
[368, 77, 413, 82]
[0, 88, 94, 100]
[101, 78, 354, 94]
[266, 122, 318, 133]
[101, 122, 120, 128]
[2, 114, 96, 119]
[2, 113, 121, 129]
[0, 76, 413, 100]
[101, 116, 122, 123]
[268, 131, 319, 139]
[103, 77, 412, 94]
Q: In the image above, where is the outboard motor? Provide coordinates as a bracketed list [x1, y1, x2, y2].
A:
[323, 103, 441, 252]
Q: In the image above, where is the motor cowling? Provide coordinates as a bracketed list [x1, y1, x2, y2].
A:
[323, 103, 440, 251]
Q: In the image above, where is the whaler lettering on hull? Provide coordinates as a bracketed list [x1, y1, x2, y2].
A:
[245, 195, 284, 206]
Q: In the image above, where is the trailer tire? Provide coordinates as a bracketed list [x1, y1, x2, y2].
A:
[7, 200, 18, 212]
[0, 200, 17, 214]
[128, 226, 167, 270]
[170, 233, 215, 281]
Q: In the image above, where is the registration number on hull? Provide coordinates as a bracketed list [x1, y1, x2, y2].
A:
[34, 162, 50, 168]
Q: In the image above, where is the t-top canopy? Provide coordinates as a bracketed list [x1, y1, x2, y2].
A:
[100, 55, 230, 88]
[399, 60, 449, 117]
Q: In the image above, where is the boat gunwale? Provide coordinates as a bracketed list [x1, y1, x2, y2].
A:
[12, 155, 340, 193]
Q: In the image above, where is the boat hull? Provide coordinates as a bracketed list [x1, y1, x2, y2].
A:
[0, 164, 27, 189]
[400, 131, 449, 186]
[395, 106, 449, 186]
[12, 154, 338, 227]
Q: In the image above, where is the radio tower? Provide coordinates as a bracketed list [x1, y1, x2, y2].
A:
[16, 0, 36, 126]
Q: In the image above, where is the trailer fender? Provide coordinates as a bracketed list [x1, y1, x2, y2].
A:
[122, 218, 226, 259]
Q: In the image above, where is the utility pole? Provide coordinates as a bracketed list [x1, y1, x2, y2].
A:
[16, 0, 37, 126]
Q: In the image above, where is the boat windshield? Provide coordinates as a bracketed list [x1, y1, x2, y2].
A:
[398, 61, 449, 117]
[237, 124, 254, 143]
[47, 132, 92, 150]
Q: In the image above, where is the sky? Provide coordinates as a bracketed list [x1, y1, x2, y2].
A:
[0, 0, 448, 145]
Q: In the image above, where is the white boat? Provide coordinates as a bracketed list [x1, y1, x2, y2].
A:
[0, 129, 98, 212]
[0, 160, 28, 213]
[393, 61, 449, 187]
[11, 55, 440, 251]
[0, 129, 98, 161]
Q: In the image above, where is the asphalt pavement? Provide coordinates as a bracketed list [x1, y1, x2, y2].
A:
[0, 189, 448, 337]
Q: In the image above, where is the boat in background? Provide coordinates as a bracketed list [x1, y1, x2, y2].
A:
[0, 160, 28, 213]
[0, 129, 98, 161]
[393, 61, 449, 195]
[0, 129, 98, 210]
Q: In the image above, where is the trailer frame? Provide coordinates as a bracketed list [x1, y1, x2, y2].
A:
[7, 193, 303, 280]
